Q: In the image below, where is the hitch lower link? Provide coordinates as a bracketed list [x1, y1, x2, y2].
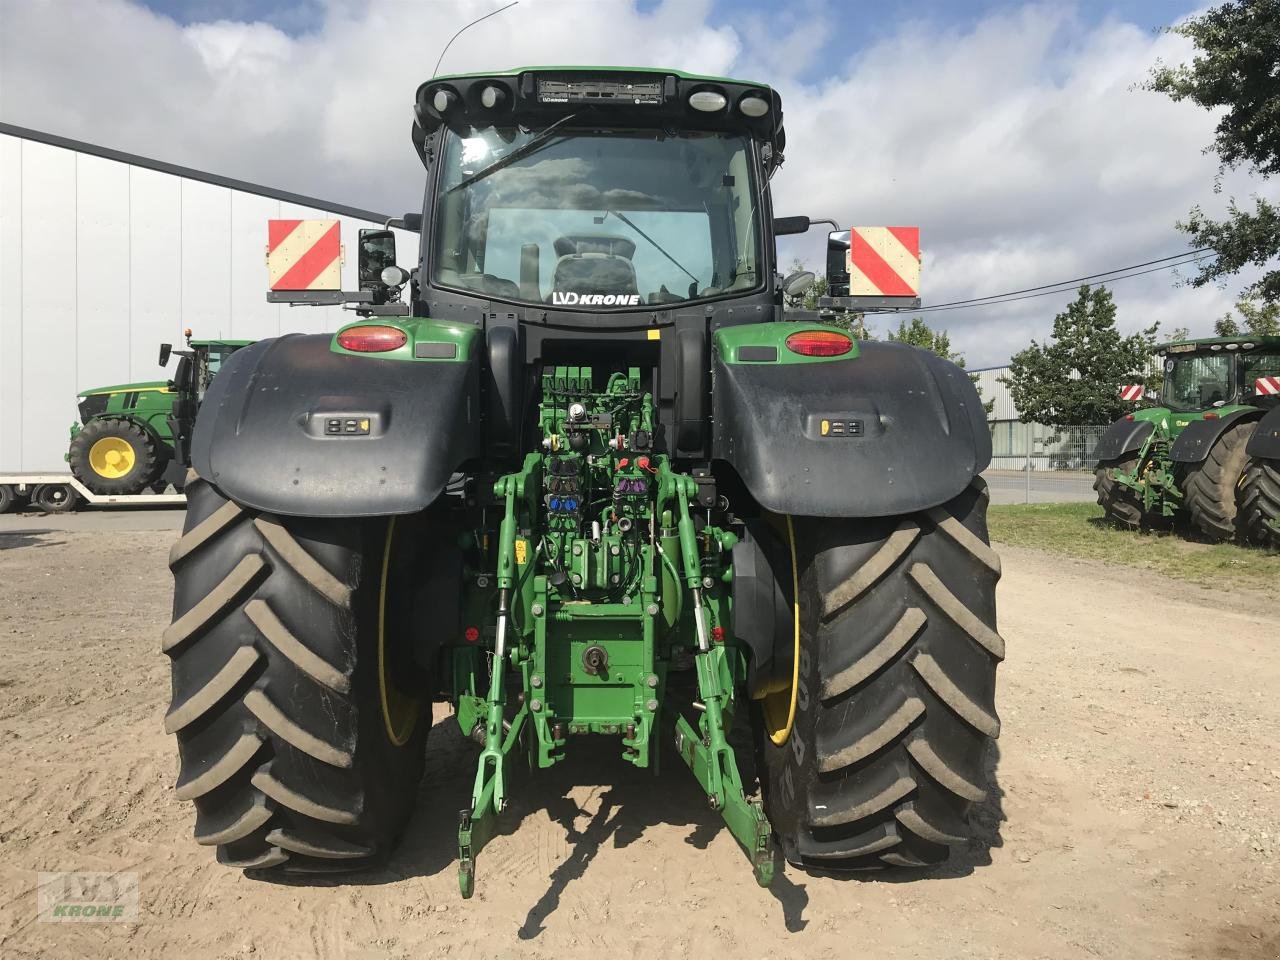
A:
[457, 466, 775, 897]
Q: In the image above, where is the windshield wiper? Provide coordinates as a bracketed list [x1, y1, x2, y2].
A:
[604, 209, 700, 287]
[447, 114, 577, 195]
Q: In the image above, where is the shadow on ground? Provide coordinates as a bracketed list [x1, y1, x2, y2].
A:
[261, 708, 1005, 937]
[0, 531, 60, 550]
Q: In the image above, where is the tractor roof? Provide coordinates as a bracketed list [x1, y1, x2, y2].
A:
[191, 339, 253, 348]
[412, 66, 784, 166]
[1156, 334, 1280, 354]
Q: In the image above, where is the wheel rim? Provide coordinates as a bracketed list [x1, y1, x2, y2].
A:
[88, 437, 136, 478]
[759, 515, 801, 746]
[378, 517, 421, 746]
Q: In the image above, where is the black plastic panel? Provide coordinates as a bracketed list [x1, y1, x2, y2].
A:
[1092, 418, 1155, 463]
[1170, 409, 1259, 463]
[190, 335, 480, 517]
[1247, 406, 1280, 459]
[712, 341, 990, 517]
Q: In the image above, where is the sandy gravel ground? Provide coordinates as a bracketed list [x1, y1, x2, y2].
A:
[0, 527, 1276, 960]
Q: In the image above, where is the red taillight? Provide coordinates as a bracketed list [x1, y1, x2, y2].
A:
[337, 325, 407, 352]
[1204, 412, 1219, 420]
[464, 626, 480, 643]
[785, 329, 852, 357]
[1124, 415, 1135, 421]
[711, 626, 726, 643]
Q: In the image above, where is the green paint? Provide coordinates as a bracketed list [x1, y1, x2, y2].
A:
[449, 365, 765, 897]
[715, 322, 862, 365]
[68, 340, 252, 464]
[329, 317, 478, 362]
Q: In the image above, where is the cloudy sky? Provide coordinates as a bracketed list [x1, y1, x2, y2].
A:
[1, 0, 1272, 366]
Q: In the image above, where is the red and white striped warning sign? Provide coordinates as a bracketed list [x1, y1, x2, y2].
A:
[267, 219, 342, 291]
[1118, 384, 1144, 402]
[1256, 376, 1280, 396]
[848, 226, 921, 298]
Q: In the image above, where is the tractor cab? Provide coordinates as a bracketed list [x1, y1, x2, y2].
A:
[1157, 336, 1280, 415]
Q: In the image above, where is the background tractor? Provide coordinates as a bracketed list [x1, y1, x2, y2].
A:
[67, 334, 250, 497]
[161, 67, 1003, 895]
[1093, 335, 1280, 539]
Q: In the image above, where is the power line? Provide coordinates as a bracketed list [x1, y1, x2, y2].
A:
[890, 254, 1213, 315]
[862, 247, 1212, 314]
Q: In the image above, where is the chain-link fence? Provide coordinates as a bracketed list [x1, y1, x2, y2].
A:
[981, 422, 1107, 505]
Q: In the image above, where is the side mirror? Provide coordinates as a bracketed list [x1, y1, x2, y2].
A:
[782, 270, 816, 298]
[396, 213, 423, 232]
[158, 343, 172, 367]
[358, 229, 398, 289]
[773, 216, 811, 236]
[172, 355, 194, 392]
[825, 230, 851, 295]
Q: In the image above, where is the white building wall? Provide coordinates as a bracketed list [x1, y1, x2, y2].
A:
[0, 130, 414, 471]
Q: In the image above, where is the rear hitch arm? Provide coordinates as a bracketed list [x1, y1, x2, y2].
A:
[664, 466, 775, 886]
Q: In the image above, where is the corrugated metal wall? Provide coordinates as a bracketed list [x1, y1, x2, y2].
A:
[0, 131, 414, 471]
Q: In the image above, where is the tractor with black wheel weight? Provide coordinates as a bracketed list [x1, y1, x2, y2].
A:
[161, 66, 1003, 894]
[1093, 335, 1280, 540]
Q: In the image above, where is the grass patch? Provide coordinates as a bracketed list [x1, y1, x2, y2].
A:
[988, 501, 1280, 594]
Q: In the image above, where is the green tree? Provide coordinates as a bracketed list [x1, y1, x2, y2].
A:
[1216, 296, 1280, 336]
[886, 317, 958, 359]
[1148, 1, 1280, 303]
[1000, 285, 1159, 425]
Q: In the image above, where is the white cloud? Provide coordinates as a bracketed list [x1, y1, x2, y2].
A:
[0, 0, 1272, 365]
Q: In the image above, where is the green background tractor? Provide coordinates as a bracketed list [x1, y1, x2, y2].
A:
[68, 336, 251, 495]
[160, 67, 1003, 895]
[1093, 335, 1280, 540]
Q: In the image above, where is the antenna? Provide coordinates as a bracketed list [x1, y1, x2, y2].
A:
[432, 1, 519, 79]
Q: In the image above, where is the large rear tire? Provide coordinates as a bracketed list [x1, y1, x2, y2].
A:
[1093, 456, 1144, 528]
[69, 417, 164, 495]
[163, 472, 430, 874]
[1238, 456, 1280, 548]
[757, 478, 1002, 871]
[1180, 421, 1256, 542]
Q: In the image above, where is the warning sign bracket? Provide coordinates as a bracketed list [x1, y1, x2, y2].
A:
[819, 295, 921, 312]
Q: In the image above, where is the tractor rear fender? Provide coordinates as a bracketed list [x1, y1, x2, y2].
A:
[1169, 409, 1261, 464]
[190, 334, 481, 517]
[1092, 417, 1155, 463]
[1246, 405, 1280, 459]
[711, 339, 991, 517]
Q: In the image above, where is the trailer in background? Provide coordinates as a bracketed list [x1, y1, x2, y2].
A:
[0, 473, 186, 514]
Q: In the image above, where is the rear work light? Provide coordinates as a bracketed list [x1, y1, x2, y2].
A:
[337, 325, 408, 353]
[785, 329, 853, 357]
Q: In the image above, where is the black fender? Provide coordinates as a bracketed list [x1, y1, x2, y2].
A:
[712, 341, 991, 517]
[1246, 405, 1280, 460]
[190, 334, 481, 517]
[731, 521, 793, 698]
[1092, 417, 1155, 464]
[1169, 409, 1261, 464]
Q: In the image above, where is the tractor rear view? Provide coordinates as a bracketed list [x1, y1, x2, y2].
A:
[1093, 336, 1280, 540]
[159, 67, 1002, 895]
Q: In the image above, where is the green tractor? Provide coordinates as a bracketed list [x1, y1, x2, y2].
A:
[69, 335, 251, 495]
[1093, 335, 1280, 539]
[161, 67, 1002, 895]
